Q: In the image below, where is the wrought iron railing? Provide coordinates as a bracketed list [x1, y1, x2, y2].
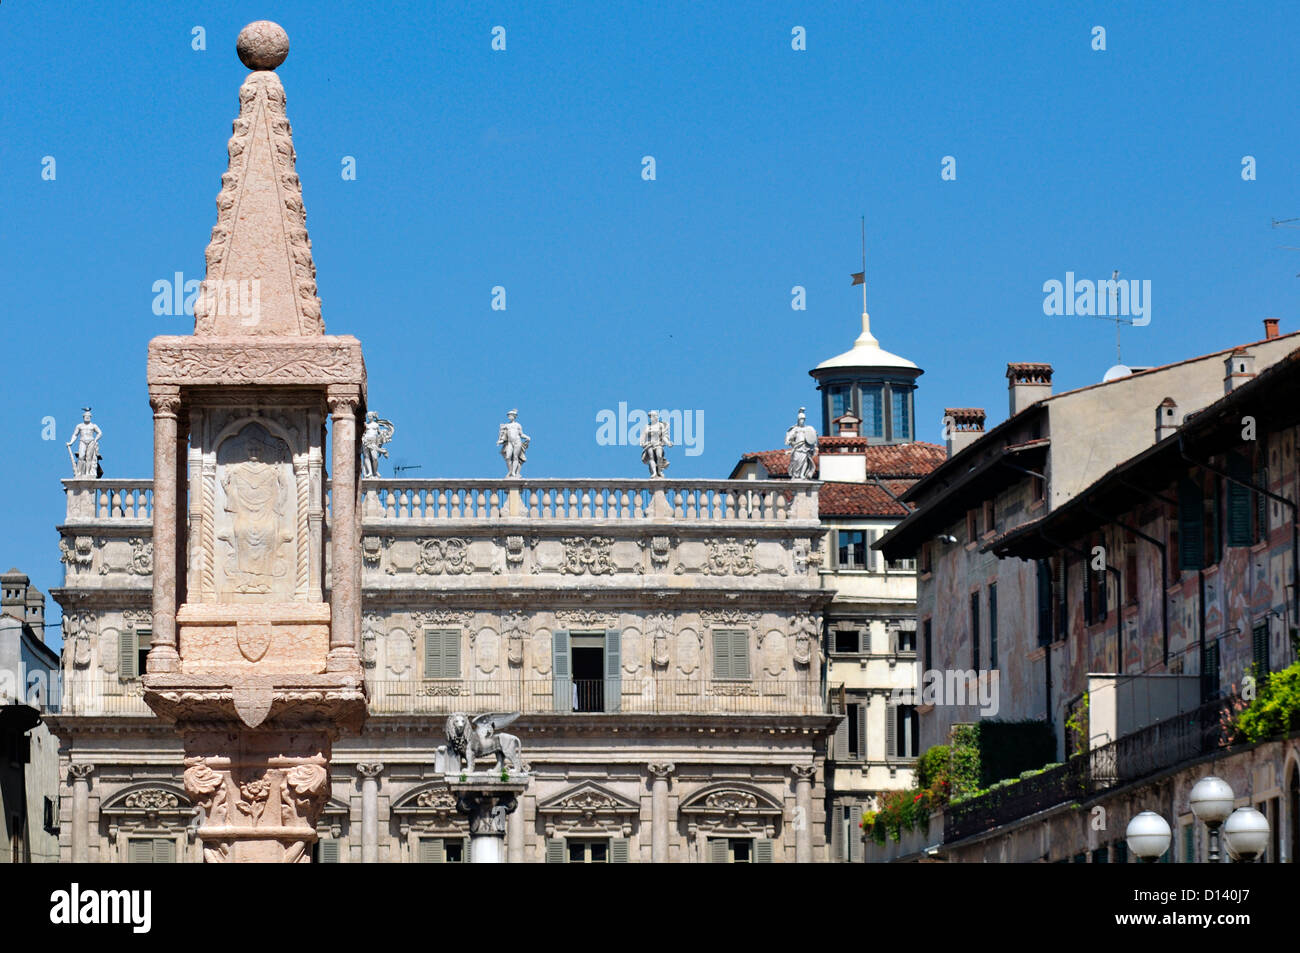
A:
[943, 698, 1233, 843]
[366, 677, 826, 716]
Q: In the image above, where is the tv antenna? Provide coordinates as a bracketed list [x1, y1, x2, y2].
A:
[1083, 269, 1135, 365]
[392, 463, 423, 475]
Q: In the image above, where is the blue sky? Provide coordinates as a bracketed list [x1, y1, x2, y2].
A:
[3, 1, 1299, 645]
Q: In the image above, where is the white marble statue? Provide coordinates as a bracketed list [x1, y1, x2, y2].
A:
[443, 712, 523, 774]
[67, 408, 103, 478]
[497, 409, 530, 478]
[361, 412, 395, 478]
[640, 410, 672, 478]
[221, 438, 288, 590]
[785, 407, 819, 480]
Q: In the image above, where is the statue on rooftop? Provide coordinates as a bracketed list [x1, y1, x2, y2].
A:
[66, 408, 102, 478]
[785, 407, 818, 480]
[360, 412, 395, 478]
[497, 409, 530, 478]
[640, 410, 672, 478]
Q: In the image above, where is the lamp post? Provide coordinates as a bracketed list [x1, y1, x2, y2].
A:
[1125, 811, 1172, 863]
[1189, 775, 1235, 863]
[1222, 806, 1270, 863]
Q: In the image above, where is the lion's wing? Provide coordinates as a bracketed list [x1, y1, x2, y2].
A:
[473, 712, 520, 733]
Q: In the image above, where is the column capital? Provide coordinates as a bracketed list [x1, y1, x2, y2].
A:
[648, 762, 676, 780]
[357, 762, 384, 779]
[791, 762, 817, 782]
[326, 384, 362, 415]
[149, 385, 183, 418]
[68, 763, 95, 783]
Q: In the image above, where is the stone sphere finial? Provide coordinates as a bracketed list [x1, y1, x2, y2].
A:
[236, 21, 290, 71]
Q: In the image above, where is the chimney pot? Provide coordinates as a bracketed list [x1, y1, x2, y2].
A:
[943, 407, 986, 458]
[1006, 362, 1053, 416]
[1264, 317, 1280, 340]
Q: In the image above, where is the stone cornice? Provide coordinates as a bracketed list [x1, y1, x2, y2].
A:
[358, 588, 834, 612]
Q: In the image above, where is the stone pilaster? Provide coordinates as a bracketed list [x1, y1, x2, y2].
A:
[327, 385, 362, 672]
[146, 386, 181, 673]
[792, 762, 816, 864]
[648, 761, 675, 863]
[357, 761, 383, 863]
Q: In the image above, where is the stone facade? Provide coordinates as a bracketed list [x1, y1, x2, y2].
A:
[47, 477, 836, 861]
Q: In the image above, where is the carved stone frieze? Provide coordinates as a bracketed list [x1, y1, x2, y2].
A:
[704, 538, 757, 576]
[555, 609, 616, 630]
[560, 536, 615, 575]
[700, 609, 759, 630]
[60, 535, 96, 571]
[414, 538, 471, 575]
[505, 535, 525, 569]
[123, 789, 181, 811]
[412, 609, 473, 629]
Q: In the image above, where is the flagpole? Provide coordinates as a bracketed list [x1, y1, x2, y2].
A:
[860, 215, 867, 314]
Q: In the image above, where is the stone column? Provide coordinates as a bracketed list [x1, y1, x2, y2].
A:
[792, 762, 816, 864]
[648, 762, 675, 863]
[449, 778, 529, 864]
[507, 799, 524, 863]
[327, 386, 361, 670]
[146, 386, 181, 673]
[357, 762, 383, 863]
[69, 763, 93, 863]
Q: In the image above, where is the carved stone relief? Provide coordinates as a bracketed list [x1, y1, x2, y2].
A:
[474, 628, 500, 674]
[214, 422, 295, 600]
[705, 538, 757, 576]
[561, 537, 615, 575]
[762, 630, 787, 677]
[414, 538, 471, 575]
[502, 613, 528, 667]
[646, 613, 672, 668]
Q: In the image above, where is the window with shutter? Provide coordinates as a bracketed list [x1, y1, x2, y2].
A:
[1178, 477, 1205, 571]
[969, 591, 980, 669]
[551, 630, 571, 712]
[855, 703, 867, 760]
[423, 629, 460, 679]
[136, 628, 152, 679]
[1055, 556, 1068, 638]
[119, 629, 138, 681]
[848, 804, 862, 862]
[755, 838, 774, 863]
[730, 629, 749, 678]
[712, 629, 750, 679]
[709, 838, 729, 863]
[833, 713, 850, 760]
[1202, 642, 1221, 701]
[610, 838, 629, 863]
[1253, 622, 1270, 675]
[830, 801, 844, 860]
[711, 629, 730, 679]
[604, 628, 622, 713]
[988, 583, 998, 669]
[418, 838, 443, 863]
[545, 838, 565, 863]
[1182, 823, 1195, 862]
[1254, 456, 1268, 543]
[155, 838, 175, 863]
[319, 838, 340, 863]
[129, 838, 153, 864]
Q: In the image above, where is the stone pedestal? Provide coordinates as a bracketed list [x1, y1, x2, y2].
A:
[448, 776, 530, 864]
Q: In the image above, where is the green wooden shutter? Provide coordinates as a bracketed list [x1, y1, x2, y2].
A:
[1255, 460, 1268, 543]
[1037, 561, 1052, 646]
[885, 704, 898, 757]
[552, 630, 570, 711]
[1182, 824, 1195, 862]
[833, 713, 849, 759]
[988, 583, 998, 668]
[155, 838, 176, 863]
[120, 629, 138, 680]
[712, 630, 730, 679]
[610, 838, 629, 863]
[1178, 478, 1204, 570]
[545, 838, 565, 863]
[442, 629, 460, 678]
[1227, 454, 1253, 546]
[605, 628, 621, 713]
[755, 839, 774, 863]
[319, 838, 340, 863]
[731, 630, 750, 678]
[848, 805, 862, 862]
[709, 838, 729, 864]
[418, 838, 442, 863]
[129, 839, 153, 864]
[856, 703, 868, 760]
[1253, 623, 1270, 675]
[830, 803, 844, 860]
[424, 629, 439, 678]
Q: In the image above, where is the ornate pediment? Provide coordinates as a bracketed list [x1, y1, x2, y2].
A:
[393, 783, 459, 820]
[537, 782, 639, 821]
[102, 784, 193, 816]
[679, 782, 782, 825]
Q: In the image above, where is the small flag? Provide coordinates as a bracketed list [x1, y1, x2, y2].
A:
[851, 272, 865, 285]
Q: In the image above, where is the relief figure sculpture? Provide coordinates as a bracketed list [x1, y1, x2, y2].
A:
[218, 427, 291, 594]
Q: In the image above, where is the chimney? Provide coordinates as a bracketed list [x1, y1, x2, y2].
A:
[1224, 347, 1256, 393]
[943, 408, 986, 458]
[834, 411, 861, 437]
[1264, 318, 1280, 340]
[1007, 363, 1053, 416]
[1, 568, 29, 624]
[1155, 397, 1180, 442]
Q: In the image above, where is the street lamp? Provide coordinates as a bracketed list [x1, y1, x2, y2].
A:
[1222, 807, 1270, 863]
[1125, 811, 1172, 863]
[1189, 775, 1235, 862]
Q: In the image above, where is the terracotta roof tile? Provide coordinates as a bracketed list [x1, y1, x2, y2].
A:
[738, 441, 947, 480]
[818, 481, 911, 517]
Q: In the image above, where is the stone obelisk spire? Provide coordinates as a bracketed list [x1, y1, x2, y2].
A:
[143, 21, 368, 862]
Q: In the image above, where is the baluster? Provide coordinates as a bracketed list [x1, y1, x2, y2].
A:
[577, 490, 589, 519]
[619, 490, 629, 519]
[395, 489, 407, 519]
[476, 490, 487, 518]
[491, 488, 502, 519]
[566, 490, 577, 519]
[688, 489, 699, 520]
[385, 490, 396, 518]
[111, 489, 123, 518]
[724, 490, 736, 520]
[672, 488, 684, 519]
[776, 492, 787, 520]
[762, 489, 774, 520]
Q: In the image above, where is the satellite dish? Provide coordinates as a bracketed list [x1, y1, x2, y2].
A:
[1103, 364, 1132, 382]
